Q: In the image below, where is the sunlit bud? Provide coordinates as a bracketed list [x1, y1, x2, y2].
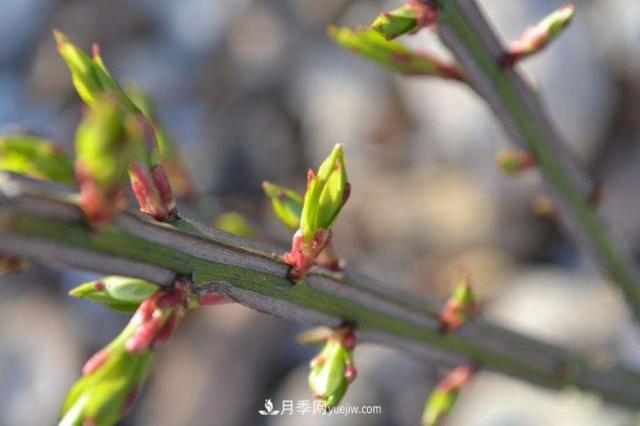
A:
[329, 26, 463, 81]
[74, 95, 133, 227]
[215, 211, 259, 238]
[126, 82, 197, 199]
[308, 327, 357, 409]
[60, 344, 154, 426]
[127, 115, 177, 222]
[69, 276, 159, 313]
[300, 144, 349, 243]
[440, 274, 475, 332]
[0, 135, 75, 185]
[422, 365, 475, 426]
[262, 181, 303, 230]
[503, 4, 576, 67]
[496, 149, 535, 176]
[371, 1, 437, 40]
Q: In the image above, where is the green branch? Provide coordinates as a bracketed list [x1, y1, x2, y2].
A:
[428, 0, 640, 320]
[1, 172, 639, 408]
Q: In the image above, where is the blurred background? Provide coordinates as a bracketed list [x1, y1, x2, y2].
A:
[1, 0, 640, 424]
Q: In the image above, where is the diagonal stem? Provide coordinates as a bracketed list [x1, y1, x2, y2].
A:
[1, 172, 639, 408]
[429, 0, 640, 321]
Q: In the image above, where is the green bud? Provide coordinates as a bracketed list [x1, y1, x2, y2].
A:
[0, 135, 74, 185]
[328, 26, 463, 81]
[308, 328, 357, 408]
[262, 181, 303, 230]
[421, 365, 474, 426]
[309, 339, 349, 402]
[215, 211, 259, 238]
[300, 144, 349, 242]
[60, 344, 153, 426]
[422, 387, 457, 426]
[69, 276, 159, 313]
[504, 4, 576, 66]
[440, 275, 475, 332]
[496, 149, 535, 175]
[371, 2, 436, 40]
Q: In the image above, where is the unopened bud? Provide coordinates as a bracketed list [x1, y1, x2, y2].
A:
[440, 274, 475, 332]
[503, 4, 576, 67]
[308, 327, 357, 408]
[496, 149, 535, 176]
[422, 365, 475, 426]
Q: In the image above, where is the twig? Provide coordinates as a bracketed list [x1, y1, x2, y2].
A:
[1, 172, 639, 407]
[429, 0, 640, 321]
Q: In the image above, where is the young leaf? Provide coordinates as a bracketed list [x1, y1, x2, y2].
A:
[328, 26, 463, 81]
[371, 1, 437, 40]
[262, 181, 303, 230]
[69, 276, 159, 313]
[0, 135, 74, 185]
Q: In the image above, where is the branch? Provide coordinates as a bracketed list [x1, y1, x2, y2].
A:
[431, 0, 640, 320]
[1, 172, 639, 408]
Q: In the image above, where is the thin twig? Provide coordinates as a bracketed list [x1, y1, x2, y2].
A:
[1, 172, 639, 407]
[429, 0, 640, 321]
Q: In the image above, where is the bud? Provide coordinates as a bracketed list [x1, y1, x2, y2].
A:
[422, 365, 475, 426]
[126, 82, 197, 199]
[440, 274, 475, 332]
[215, 212, 259, 238]
[300, 144, 349, 243]
[308, 327, 356, 408]
[283, 144, 349, 279]
[262, 181, 303, 230]
[127, 114, 177, 222]
[61, 277, 192, 425]
[69, 276, 159, 313]
[496, 149, 535, 176]
[371, 1, 437, 40]
[0, 134, 75, 185]
[74, 95, 134, 227]
[60, 342, 154, 426]
[328, 26, 463, 81]
[503, 4, 576, 67]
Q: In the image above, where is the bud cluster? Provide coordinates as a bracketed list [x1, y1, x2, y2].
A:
[61, 277, 192, 425]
